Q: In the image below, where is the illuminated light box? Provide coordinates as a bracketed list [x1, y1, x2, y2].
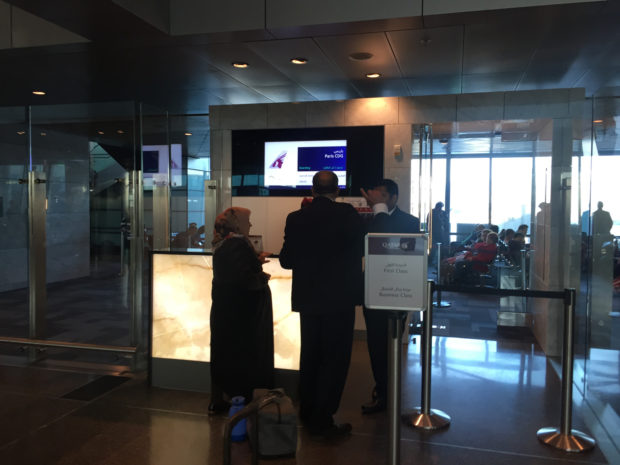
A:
[151, 250, 300, 392]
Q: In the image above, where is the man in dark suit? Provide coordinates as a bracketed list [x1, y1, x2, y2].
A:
[360, 179, 420, 414]
[279, 170, 365, 440]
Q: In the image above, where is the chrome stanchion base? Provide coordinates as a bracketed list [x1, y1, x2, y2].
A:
[537, 427, 595, 452]
[404, 409, 451, 430]
[433, 301, 451, 308]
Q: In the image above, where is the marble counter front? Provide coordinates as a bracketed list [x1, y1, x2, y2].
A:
[151, 249, 300, 392]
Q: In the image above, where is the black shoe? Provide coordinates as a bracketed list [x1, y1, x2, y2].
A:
[310, 423, 352, 441]
[361, 398, 386, 415]
[208, 400, 230, 416]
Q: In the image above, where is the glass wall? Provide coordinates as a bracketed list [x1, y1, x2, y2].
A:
[411, 120, 553, 243]
[35, 103, 137, 355]
[581, 95, 620, 439]
[0, 102, 145, 364]
[411, 105, 620, 453]
[170, 115, 210, 249]
[0, 107, 29, 340]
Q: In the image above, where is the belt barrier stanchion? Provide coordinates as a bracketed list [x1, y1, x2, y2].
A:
[434, 243, 451, 308]
[406, 280, 450, 430]
[537, 288, 595, 452]
[520, 249, 527, 289]
[388, 312, 403, 465]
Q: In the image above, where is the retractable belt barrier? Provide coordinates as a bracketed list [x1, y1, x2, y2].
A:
[409, 283, 596, 453]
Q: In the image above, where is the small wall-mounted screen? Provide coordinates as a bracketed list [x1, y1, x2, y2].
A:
[264, 139, 347, 189]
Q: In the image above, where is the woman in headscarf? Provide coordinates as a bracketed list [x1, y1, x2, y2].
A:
[208, 207, 274, 414]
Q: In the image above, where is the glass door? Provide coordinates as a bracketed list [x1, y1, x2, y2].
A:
[29, 102, 138, 363]
[0, 107, 30, 341]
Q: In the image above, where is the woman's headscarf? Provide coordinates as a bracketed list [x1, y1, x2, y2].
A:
[212, 207, 251, 247]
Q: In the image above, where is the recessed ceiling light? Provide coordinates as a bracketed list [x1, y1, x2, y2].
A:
[17, 130, 26, 135]
[184, 132, 192, 136]
[290, 57, 308, 65]
[32, 90, 46, 96]
[349, 52, 373, 61]
[97, 130, 104, 135]
[232, 62, 248, 68]
[366, 73, 381, 79]
[40, 132, 46, 136]
[117, 130, 125, 134]
[593, 120, 603, 123]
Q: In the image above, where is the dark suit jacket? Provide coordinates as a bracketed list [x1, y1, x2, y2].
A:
[368, 206, 420, 234]
[279, 196, 365, 314]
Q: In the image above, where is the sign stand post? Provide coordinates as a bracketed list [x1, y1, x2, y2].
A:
[365, 233, 428, 465]
[387, 312, 403, 465]
[406, 280, 451, 430]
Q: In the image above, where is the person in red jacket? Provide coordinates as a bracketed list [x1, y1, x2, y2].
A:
[467, 232, 499, 272]
[451, 232, 498, 284]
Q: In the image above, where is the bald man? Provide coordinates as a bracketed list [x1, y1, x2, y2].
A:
[280, 170, 365, 440]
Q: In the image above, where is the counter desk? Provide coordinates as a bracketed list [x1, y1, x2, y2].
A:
[150, 249, 300, 393]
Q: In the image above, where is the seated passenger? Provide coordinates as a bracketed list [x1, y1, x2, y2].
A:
[460, 224, 484, 247]
[477, 228, 491, 244]
[467, 232, 499, 273]
[498, 228, 515, 255]
[442, 232, 498, 284]
[506, 232, 526, 266]
[171, 223, 199, 248]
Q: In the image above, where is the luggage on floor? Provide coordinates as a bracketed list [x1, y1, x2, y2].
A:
[248, 388, 297, 458]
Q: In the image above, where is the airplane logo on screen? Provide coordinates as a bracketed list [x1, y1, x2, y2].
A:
[270, 151, 287, 168]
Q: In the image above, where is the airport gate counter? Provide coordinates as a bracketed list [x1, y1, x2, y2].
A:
[150, 248, 300, 393]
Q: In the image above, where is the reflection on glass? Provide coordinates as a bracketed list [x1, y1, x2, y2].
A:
[0, 108, 29, 338]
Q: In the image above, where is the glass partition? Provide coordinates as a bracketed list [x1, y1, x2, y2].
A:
[170, 115, 210, 249]
[29, 102, 137, 358]
[584, 95, 620, 425]
[0, 107, 30, 340]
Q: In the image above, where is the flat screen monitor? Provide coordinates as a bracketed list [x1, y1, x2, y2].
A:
[232, 126, 383, 196]
[264, 139, 347, 189]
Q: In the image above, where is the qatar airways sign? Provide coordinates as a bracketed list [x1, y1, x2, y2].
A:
[365, 233, 428, 311]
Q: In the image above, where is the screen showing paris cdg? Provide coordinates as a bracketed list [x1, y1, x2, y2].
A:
[264, 140, 347, 189]
[231, 125, 383, 196]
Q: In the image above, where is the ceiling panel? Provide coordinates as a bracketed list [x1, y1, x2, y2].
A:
[203, 42, 300, 89]
[517, 64, 589, 91]
[406, 75, 462, 96]
[387, 26, 463, 77]
[463, 22, 544, 75]
[246, 37, 360, 100]
[252, 84, 318, 103]
[314, 32, 402, 79]
[348, 77, 410, 98]
[462, 72, 520, 94]
[1, 0, 620, 113]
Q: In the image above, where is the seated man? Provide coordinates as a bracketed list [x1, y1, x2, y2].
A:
[506, 232, 526, 266]
[498, 228, 515, 255]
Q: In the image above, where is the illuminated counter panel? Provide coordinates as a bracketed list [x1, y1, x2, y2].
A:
[151, 249, 300, 393]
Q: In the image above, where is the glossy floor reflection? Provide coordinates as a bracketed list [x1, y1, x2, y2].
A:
[0, 336, 615, 465]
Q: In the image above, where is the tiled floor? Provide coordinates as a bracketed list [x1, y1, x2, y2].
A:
[0, 336, 614, 465]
